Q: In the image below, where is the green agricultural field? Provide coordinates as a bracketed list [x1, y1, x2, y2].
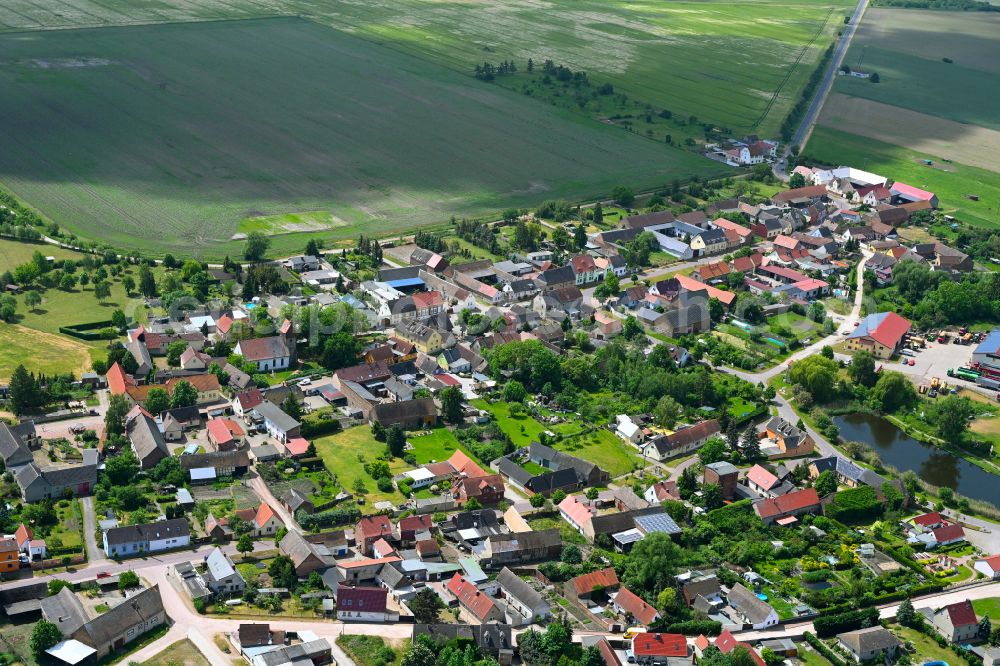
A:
[805, 127, 1000, 227]
[0, 18, 722, 258]
[0, 0, 850, 140]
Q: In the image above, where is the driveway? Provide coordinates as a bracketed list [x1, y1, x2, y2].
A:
[247, 474, 301, 532]
[79, 496, 107, 566]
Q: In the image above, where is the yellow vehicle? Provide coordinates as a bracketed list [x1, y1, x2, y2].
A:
[623, 627, 645, 639]
[930, 377, 941, 389]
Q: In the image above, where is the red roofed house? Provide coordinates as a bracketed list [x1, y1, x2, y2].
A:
[233, 388, 265, 418]
[713, 218, 753, 242]
[15, 523, 45, 561]
[372, 538, 397, 559]
[732, 253, 764, 274]
[671, 274, 736, 307]
[891, 182, 939, 208]
[612, 587, 661, 626]
[570, 255, 602, 285]
[931, 600, 979, 643]
[932, 523, 966, 547]
[356, 515, 393, 556]
[336, 586, 398, 623]
[448, 573, 504, 623]
[447, 450, 488, 479]
[712, 629, 765, 665]
[559, 494, 598, 536]
[206, 417, 245, 451]
[975, 555, 1000, 579]
[787, 278, 830, 300]
[105, 362, 134, 397]
[571, 567, 620, 599]
[753, 488, 821, 525]
[913, 512, 946, 529]
[453, 474, 505, 506]
[692, 261, 731, 282]
[745, 465, 781, 497]
[629, 633, 688, 664]
[398, 514, 433, 545]
[215, 314, 234, 340]
[284, 437, 311, 458]
[773, 234, 800, 251]
[250, 503, 284, 537]
[235, 335, 293, 373]
[845, 311, 912, 359]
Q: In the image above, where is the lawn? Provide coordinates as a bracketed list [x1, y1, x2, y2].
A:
[726, 397, 759, 421]
[471, 399, 586, 448]
[794, 645, 834, 666]
[0, 17, 719, 258]
[312, 425, 407, 507]
[555, 428, 641, 478]
[143, 639, 210, 666]
[0, 238, 86, 268]
[527, 514, 586, 546]
[805, 126, 1000, 228]
[336, 635, 407, 666]
[48, 499, 84, 554]
[889, 624, 970, 666]
[0, 323, 92, 381]
[975, 597, 1000, 620]
[406, 428, 474, 465]
[0, 618, 39, 666]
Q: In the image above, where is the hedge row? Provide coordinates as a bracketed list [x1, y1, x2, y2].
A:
[814, 606, 880, 638]
[655, 620, 722, 636]
[59, 320, 116, 341]
[300, 418, 343, 439]
[802, 632, 847, 666]
[299, 506, 362, 530]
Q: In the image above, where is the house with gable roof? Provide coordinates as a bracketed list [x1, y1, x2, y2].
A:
[845, 311, 911, 359]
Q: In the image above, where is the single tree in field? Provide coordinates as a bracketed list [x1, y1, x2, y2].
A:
[93, 280, 112, 302]
[138, 264, 156, 298]
[122, 275, 136, 295]
[386, 425, 406, 458]
[23, 290, 42, 312]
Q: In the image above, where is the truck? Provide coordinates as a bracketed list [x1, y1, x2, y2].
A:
[937, 332, 949, 343]
[931, 377, 941, 390]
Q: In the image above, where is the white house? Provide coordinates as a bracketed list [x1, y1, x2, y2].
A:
[975, 555, 1000, 580]
[336, 587, 398, 623]
[615, 415, 642, 444]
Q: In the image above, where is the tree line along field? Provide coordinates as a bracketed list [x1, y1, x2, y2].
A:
[0, 0, 852, 143]
[0, 17, 724, 258]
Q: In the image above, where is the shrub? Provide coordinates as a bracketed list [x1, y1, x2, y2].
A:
[813, 607, 880, 637]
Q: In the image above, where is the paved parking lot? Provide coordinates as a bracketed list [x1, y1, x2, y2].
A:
[894, 339, 976, 387]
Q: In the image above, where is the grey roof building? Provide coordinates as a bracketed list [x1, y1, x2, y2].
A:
[0, 421, 33, 468]
[127, 411, 169, 469]
[73, 585, 166, 658]
[203, 547, 246, 595]
[496, 567, 551, 626]
[40, 586, 89, 637]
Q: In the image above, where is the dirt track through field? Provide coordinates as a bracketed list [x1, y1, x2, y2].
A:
[819, 93, 1000, 173]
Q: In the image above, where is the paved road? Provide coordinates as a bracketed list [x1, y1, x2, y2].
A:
[773, 0, 869, 180]
[792, 0, 869, 151]
[582, 253, 728, 308]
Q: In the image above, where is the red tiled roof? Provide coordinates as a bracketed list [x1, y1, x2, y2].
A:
[792, 278, 829, 292]
[372, 538, 396, 558]
[337, 586, 388, 614]
[447, 450, 488, 479]
[415, 539, 440, 555]
[746, 464, 779, 491]
[673, 274, 735, 306]
[435, 373, 461, 387]
[754, 488, 820, 519]
[338, 556, 401, 569]
[165, 374, 220, 393]
[14, 524, 31, 547]
[650, 481, 679, 502]
[572, 567, 619, 596]
[713, 218, 752, 237]
[285, 437, 310, 456]
[356, 515, 393, 541]
[933, 523, 965, 543]
[412, 291, 443, 310]
[399, 514, 433, 534]
[448, 573, 497, 621]
[206, 417, 244, 445]
[106, 362, 132, 395]
[664, 420, 720, 450]
[868, 311, 911, 350]
[715, 629, 738, 653]
[773, 234, 800, 250]
[216, 314, 234, 334]
[559, 495, 596, 529]
[891, 182, 935, 202]
[615, 587, 660, 626]
[0, 538, 18, 554]
[697, 261, 731, 280]
[596, 639, 622, 666]
[236, 388, 264, 411]
[571, 254, 597, 274]
[913, 511, 944, 527]
[631, 633, 686, 658]
[731, 253, 764, 273]
[254, 503, 279, 529]
[945, 600, 978, 627]
[759, 264, 807, 282]
[455, 474, 503, 501]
